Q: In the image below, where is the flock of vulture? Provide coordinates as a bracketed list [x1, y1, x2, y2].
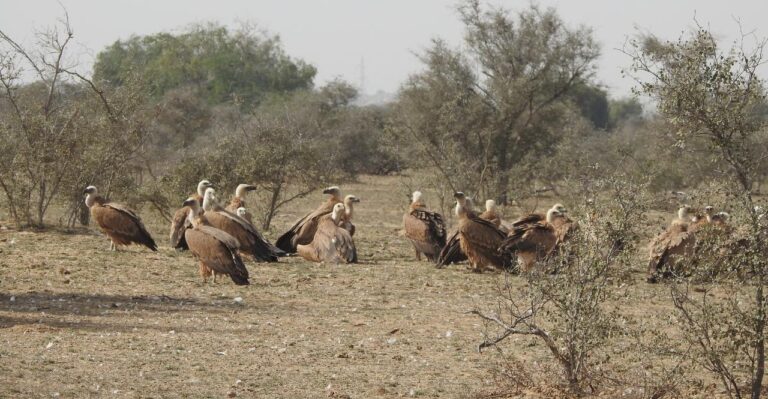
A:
[81, 180, 737, 285]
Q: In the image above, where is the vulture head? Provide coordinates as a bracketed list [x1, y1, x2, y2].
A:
[678, 205, 692, 220]
[712, 212, 730, 225]
[323, 186, 342, 200]
[235, 184, 257, 198]
[203, 188, 217, 212]
[83, 185, 99, 207]
[552, 203, 568, 214]
[485, 199, 497, 212]
[331, 203, 346, 223]
[411, 191, 423, 203]
[197, 180, 214, 196]
[546, 208, 563, 223]
[344, 195, 361, 204]
[236, 207, 247, 218]
[183, 197, 202, 224]
[453, 192, 469, 217]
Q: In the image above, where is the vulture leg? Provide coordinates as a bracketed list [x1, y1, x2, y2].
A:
[414, 247, 422, 261]
[109, 240, 116, 251]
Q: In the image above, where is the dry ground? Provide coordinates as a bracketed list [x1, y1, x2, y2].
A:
[0, 175, 723, 398]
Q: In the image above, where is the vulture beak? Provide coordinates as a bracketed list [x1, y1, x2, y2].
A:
[245, 185, 257, 191]
[182, 198, 197, 207]
[352, 197, 361, 203]
[83, 189, 89, 195]
[453, 192, 465, 199]
[322, 188, 333, 194]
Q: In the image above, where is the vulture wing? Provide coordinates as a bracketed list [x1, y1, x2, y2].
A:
[185, 226, 249, 285]
[170, 206, 192, 250]
[276, 200, 338, 253]
[436, 231, 467, 267]
[92, 202, 157, 251]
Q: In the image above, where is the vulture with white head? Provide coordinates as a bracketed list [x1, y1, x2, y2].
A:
[182, 198, 249, 285]
[403, 191, 446, 262]
[339, 195, 360, 236]
[297, 203, 357, 263]
[276, 186, 343, 253]
[84, 186, 157, 251]
[202, 188, 285, 262]
[226, 184, 257, 224]
[451, 192, 510, 272]
[647, 205, 696, 282]
[436, 192, 477, 268]
[170, 179, 214, 250]
[500, 208, 569, 273]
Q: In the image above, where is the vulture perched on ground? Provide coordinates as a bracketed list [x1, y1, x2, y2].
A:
[297, 203, 357, 263]
[500, 208, 573, 273]
[647, 205, 695, 283]
[226, 184, 257, 224]
[170, 179, 214, 250]
[182, 198, 249, 285]
[451, 192, 510, 272]
[339, 195, 360, 236]
[276, 186, 343, 253]
[436, 194, 479, 268]
[403, 191, 446, 263]
[689, 205, 715, 232]
[84, 186, 158, 251]
[202, 188, 285, 262]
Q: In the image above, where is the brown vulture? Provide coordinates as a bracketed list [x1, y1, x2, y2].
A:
[170, 179, 214, 250]
[297, 203, 357, 263]
[436, 193, 480, 268]
[226, 184, 257, 224]
[84, 186, 157, 251]
[403, 191, 446, 263]
[452, 192, 510, 272]
[182, 197, 250, 285]
[276, 186, 343, 253]
[202, 188, 285, 262]
[647, 205, 695, 282]
[500, 208, 573, 273]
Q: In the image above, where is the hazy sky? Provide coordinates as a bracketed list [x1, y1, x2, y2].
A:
[2, 0, 767, 98]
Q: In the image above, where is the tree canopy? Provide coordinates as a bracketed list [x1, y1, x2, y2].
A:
[93, 23, 317, 106]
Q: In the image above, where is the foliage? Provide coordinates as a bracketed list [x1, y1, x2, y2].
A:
[628, 24, 768, 399]
[93, 23, 316, 106]
[392, 0, 600, 202]
[0, 18, 151, 228]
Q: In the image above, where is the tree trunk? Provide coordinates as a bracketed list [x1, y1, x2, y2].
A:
[752, 283, 765, 399]
[263, 184, 282, 231]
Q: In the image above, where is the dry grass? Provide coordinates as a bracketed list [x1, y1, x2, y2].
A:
[0, 175, 723, 398]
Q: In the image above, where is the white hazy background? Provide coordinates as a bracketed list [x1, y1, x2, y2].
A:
[1, 0, 767, 98]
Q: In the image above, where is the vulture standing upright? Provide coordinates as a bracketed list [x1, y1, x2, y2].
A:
[202, 188, 285, 262]
[276, 186, 343, 253]
[452, 192, 510, 272]
[339, 195, 360, 236]
[182, 198, 250, 285]
[84, 186, 158, 251]
[297, 203, 357, 263]
[170, 179, 214, 250]
[403, 191, 446, 263]
[500, 208, 570, 273]
[647, 205, 695, 282]
[226, 184, 257, 224]
[437, 193, 479, 268]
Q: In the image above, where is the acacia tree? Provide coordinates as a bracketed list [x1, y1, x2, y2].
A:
[394, 0, 599, 202]
[627, 26, 768, 398]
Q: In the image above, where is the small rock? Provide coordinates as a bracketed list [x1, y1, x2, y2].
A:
[233, 297, 243, 304]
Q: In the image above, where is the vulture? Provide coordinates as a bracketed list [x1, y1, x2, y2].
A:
[500, 208, 571, 273]
[436, 194, 478, 268]
[226, 184, 257, 224]
[509, 203, 569, 231]
[403, 191, 447, 263]
[236, 207, 248, 219]
[480, 199, 508, 234]
[84, 186, 158, 251]
[297, 203, 357, 263]
[452, 192, 510, 272]
[170, 179, 214, 250]
[647, 205, 696, 283]
[202, 188, 285, 262]
[276, 186, 343, 253]
[338, 195, 360, 236]
[690, 206, 715, 231]
[182, 198, 249, 285]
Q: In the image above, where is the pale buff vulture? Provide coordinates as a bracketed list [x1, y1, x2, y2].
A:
[500, 208, 571, 273]
[84, 186, 157, 251]
[647, 205, 696, 282]
[297, 203, 357, 264]
[276, 186, 343, 253]
[339, 195, 360, 236]
[182, 198, 249, 285]
[403, 191, 446, 263]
